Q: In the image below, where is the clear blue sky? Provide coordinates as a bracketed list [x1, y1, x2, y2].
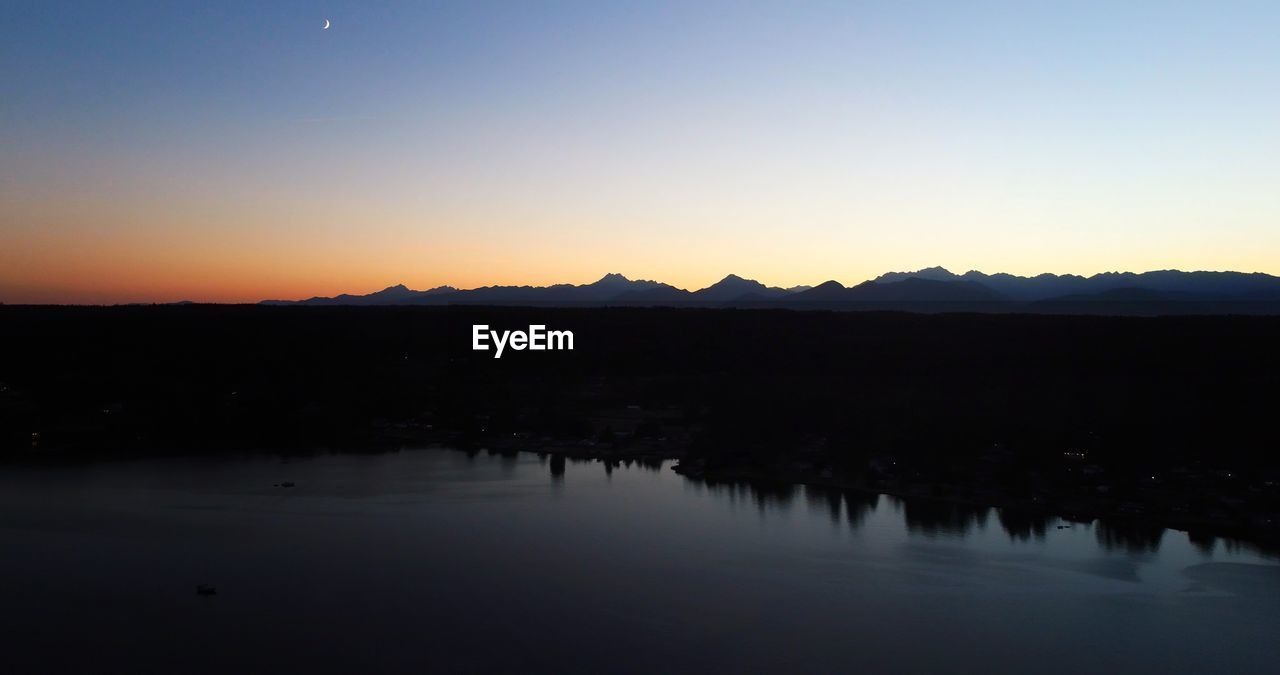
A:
[3, 1, 1279, 302]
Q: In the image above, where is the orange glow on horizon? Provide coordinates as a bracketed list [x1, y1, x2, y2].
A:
[6, 2, 1280, 304]
[5, 183, 1280, 304]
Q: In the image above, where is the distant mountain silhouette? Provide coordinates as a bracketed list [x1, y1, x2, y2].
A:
[262, 284, 457, 306]
[692, 274, 791, 301]
[873, 267, 1280, 301]
[787, 280, 848, 302]
[849, 278, 1004, 302]
[779, 277, 1003, 306]
[577, 272, 668, 300]
[261, 268, 1280, 314]
[613, 285, 693, 304]
[1037, 287, 1196, 303]
[453, 274, 667, 304]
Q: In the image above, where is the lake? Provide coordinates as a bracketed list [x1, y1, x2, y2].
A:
[1, 448, 1277, 673]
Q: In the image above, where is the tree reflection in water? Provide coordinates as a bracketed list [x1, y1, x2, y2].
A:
[997, 509, 1050, 542]
[897, 497, 990, 537]
[535, 457, 1280, 559]
[1096, 520, 1166, 554]
[803, 485, 880, 528]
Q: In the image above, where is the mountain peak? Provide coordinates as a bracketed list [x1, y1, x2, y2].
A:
[370, 284, 419, 297]
[786, 279, 849, 302]
[262, 268, 1280, 309]
[594, 272, 631, 284]
[874, 266, 960, 284]
[693, 273, 784, 300]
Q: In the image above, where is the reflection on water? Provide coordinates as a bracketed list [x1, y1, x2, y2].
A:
[542, 452, 661, 482]
[683, 471, 1273, 559]
[1, 448, 1278, 674]
[1095, 520, 1166, 555]
[898, 498, 991, 538]
[995, 509, 1048, 541]
[802, 484, 881, 528]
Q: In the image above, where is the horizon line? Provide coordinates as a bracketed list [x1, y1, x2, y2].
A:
[8, 266, 1280, 307]
[261, 266, 1280, 300]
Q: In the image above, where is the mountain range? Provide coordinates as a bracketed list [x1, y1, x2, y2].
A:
[261, 268, 1280, 314]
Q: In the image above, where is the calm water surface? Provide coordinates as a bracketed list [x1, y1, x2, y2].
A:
[1, 449, 1277, 673]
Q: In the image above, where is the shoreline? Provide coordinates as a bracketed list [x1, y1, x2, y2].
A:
[667, 461, 1280, 556]
[501, 440, 1280, 556]
[6, 434, 1279, 556]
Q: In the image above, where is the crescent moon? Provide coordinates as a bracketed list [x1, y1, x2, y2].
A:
[323, 19, 331, 30]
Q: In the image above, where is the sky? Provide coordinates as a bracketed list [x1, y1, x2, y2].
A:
[3, 1, 1279, 303]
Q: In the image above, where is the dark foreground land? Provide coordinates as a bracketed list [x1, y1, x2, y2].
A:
[2, 305, 1279, 546]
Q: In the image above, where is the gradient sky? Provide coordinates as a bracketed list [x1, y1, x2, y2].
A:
[3, 1, 1280, 303]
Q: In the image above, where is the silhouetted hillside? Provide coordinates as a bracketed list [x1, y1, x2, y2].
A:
[691, 274, 790, 301]
[787, 280, 848, 302]
[257, 268, 1280, 314]
[262, 284, 457, 306]
[847, 278, 1005, 301]
[874, 267, 1280, 301]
